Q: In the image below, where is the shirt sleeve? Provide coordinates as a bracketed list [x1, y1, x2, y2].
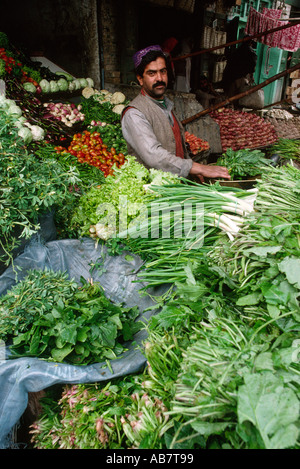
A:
[121, 107, 193, 177]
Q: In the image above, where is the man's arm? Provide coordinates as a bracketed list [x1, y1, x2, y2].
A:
[190, 161, 230, 183]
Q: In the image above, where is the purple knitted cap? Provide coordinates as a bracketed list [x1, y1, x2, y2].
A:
[133, 45, 163, 69]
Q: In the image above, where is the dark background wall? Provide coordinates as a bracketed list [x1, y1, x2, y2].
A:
[0, 0, 235, 89]
[0, 0, 101, 86]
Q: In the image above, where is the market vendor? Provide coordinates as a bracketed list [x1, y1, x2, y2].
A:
[121, 45, 230, 183]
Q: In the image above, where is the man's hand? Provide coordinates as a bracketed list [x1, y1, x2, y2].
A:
[189, 162, 231, 183]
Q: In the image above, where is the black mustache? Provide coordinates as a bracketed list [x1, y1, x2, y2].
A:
[153, 81, 166, 88]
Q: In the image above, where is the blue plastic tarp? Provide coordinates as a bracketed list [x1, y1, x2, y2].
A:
[0, 237, 167, 448]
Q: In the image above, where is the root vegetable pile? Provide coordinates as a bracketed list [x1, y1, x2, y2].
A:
[184, 131, 210, 154]
[43, 102, 85, 127]
[210, 108, 278, 151]
[265, 116, 300, 140]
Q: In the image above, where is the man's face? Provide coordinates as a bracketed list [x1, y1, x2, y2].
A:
[137, 57, 168, 99]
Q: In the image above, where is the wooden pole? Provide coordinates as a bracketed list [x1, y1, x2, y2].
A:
[172, 21, 300, 61]
[181, 62, 300, 125]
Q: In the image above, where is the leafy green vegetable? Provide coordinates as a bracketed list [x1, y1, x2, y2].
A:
[0, 269, 143, 364]
[57, 78, 69, 92]
[237, 372, 299, 449]
[117, 179, 256, 289]
[278, 257, 300, 289]
[29, 375, 172, 449]
[22, 65, 42, 83]
[31, 142, 106, 238]
[91, 123, 128, 155]
[70, 155, 154, 238]
[27, 164, 300, 450]
[269, 138, 300, 161]
[33, 142, 105, 191]
[81, 95, 120, 125]
[0, 32, 10, 49]
[0, 59, 5, 78]
[23, 82, 36, 93]
[0, 112, 80, 266]
[168, 315, 300, 449]
[217, 148, 271, 179]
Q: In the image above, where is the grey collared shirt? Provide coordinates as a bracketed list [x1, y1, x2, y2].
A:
[121, 94, 193, 177]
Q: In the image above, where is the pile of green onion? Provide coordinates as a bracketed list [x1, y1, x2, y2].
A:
[116, 180, 257, 288]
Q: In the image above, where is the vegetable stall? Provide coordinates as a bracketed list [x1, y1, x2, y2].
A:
[0, 32, 299, 450]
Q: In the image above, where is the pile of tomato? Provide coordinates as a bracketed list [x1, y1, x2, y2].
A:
[185, 131, 210, 155]
[55, 130, 126, 177]
[0, 48, 22, 75]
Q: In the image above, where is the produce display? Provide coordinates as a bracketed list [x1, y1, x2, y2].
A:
[0, 30, 299, 451]
[0, 46, 23, 77]
[115, 180, 258, 288]
[265, 116, 300, 139]
[29, 377, 171, 449]
[0, 95, 45, 144]
[81, 87, 127, 115]
[55, 129, 126, 178]
[70, 155, 179, 241]
[5, 77, 76, 143]
[36, 75, 94, 95]
[0, 33, 94, 97]
[210, 107, 278, 151]
[29, 165, 300, 450]
[35, 142, 106, 191]
[265, 108, 294, 119]
[32, 142, 106, 239]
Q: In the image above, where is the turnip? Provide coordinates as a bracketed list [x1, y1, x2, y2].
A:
[43, 102, 84, 126]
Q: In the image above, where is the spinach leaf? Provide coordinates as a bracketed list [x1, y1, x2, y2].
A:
[217, 148, 271, 179]
[0, 269, 143, 365]
[237, 372, 299, 449]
